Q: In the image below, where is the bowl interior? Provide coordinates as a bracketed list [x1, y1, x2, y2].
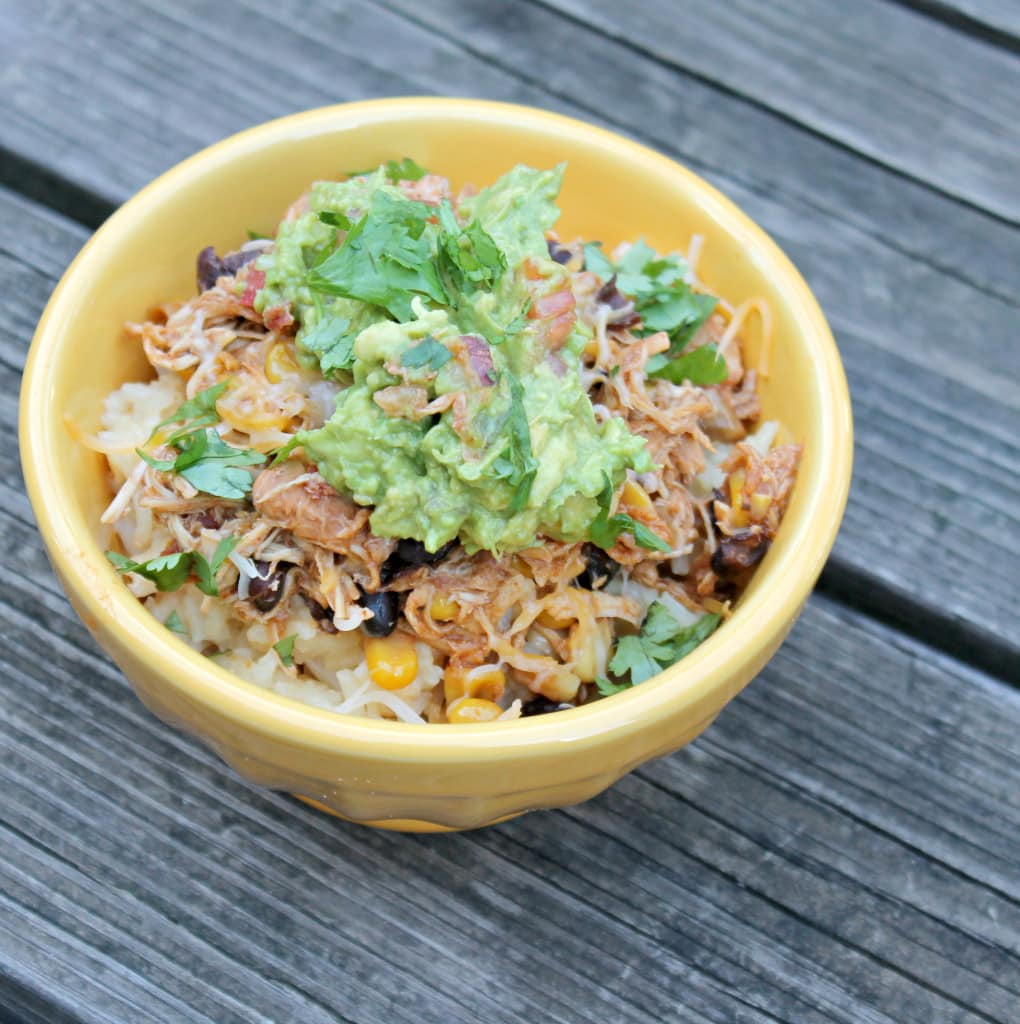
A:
[24, 99, 851, 745]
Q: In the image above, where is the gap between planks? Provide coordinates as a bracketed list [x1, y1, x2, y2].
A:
[883, 0, 1020, 54]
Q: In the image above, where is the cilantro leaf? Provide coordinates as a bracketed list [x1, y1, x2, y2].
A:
[273, 634, 297, 667]
[594, 676, 630, 697]
[589, 475, 671, 552]
[436, 201, 506, 295]
[647, 344, 729, 387]
[148, 382, 227, 443]
[583, 241, 615, 280]
[106, 550, 194, 592]
[402, 336, 452, 371]
[589, 241, 717, 351]
[139, 428, 266, 500]
[607, 602, 722, 687]
[247, 228, 270, 241]
[641, 289, 717, 343]
[108, 536, 240, 598]
[317, 210, 353, 230]
[172, 430, 266, 500]
[384, 157, 427, 182]
[308, 191, 448, 320]
[164, 609, 186, 634]
[194, 536, 240, 597]
[299, 316, 356, 375]
[494, 372, 538, 514]
[608, 635, 665, 685]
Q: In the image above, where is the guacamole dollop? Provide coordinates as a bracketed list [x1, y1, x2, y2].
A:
[256, 162, 652, 554]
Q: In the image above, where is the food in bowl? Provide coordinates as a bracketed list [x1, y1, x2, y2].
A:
[87, 158, 800, 725]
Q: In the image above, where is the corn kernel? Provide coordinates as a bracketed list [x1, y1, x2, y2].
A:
[750, 492, 772, 518]
[444, 665, 505, 703]
[220, 407, 293, 433]
[447, 697, 503, 724]
[621, 479, 654, 513]
[364, 634, 418, 691]
[429, 597, 459, 622]
[727, 469, 746, 509]
[467, 667, 506, 702]
[265, 341, 301, 383]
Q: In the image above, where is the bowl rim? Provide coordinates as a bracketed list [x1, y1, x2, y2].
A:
[20, 97, 853, 761]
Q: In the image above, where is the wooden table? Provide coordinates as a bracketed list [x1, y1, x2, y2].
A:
[2, 2, 1018, 1021]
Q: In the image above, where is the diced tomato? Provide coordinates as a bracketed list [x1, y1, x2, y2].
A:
[529, 288, 575, 320]
[546, 311, 576, 346]
[522, 258, 545, 281]
[241, 268, 266, 308]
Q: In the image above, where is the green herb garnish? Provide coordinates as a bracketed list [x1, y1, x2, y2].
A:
[106, 536, 239, 598]
[607, 602, 721, 688]
[383, 157, 428, 183]
[587, 241, 722, 381]
[589, 475, 670, 553]
[299, 315, 356, 374]
[164, 610, 186, 634]
[436, 201, 506, 296]
[491, 372, 538, 514]
[646, 345, 728, 387]
[273, 634, 297, 667]
[138, 429, 266, 500]
[308, 191, 448, 320]
[402, 336, 453, 372]
[147, 382, 228, 443]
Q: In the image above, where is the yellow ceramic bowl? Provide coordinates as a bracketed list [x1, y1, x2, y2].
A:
[20, 99, 852, 831]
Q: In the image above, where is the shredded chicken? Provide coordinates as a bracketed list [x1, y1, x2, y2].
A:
[97, 180, 800, 723]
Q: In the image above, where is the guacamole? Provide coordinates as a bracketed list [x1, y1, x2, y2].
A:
[256, 162, 652, 554]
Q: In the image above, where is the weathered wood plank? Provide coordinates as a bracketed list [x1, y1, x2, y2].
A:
[3, 187, 1020, 1024]
[0, 4, 1017, 664]
[894, 0, 1020, 43]
[534, 0, 1020, 223]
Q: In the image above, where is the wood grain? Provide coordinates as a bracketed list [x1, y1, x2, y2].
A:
[1, 0, 1017, 668]
[2, 2, 1019, 1019]
[535, 0, 1020, 223]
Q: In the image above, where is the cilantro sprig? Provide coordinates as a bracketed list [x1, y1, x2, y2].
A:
[436, 201, 506, 296]
[107, 535, 239, 598]
[147, 382, 228, 444]
[139, 429, 266, 500]
[308, 191, 449, 321]
[602, 602, 721, 690]
[585, 241, 723, 385]
[491, 372, 538, 513]
[383, 157, 427, 183]
[139, 383, 267, 500]
[589, 475, 670, 553]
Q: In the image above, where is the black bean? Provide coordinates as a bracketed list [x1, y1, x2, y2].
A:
[220, 247, 261, 275]
[196, 246, 223, 291]
[596, 274, 629, 309]
[302, 595, 337, 634]
[574, 544, 618, 590]
[521, 696, 574, 717]
[196, 245, 262, 292]
[381, 539, 455, 582]
[359, 589, 399, 637]
[247, 561, 292, 612]
[711, 533, 769, 576]
[547, 239, 573, 265]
